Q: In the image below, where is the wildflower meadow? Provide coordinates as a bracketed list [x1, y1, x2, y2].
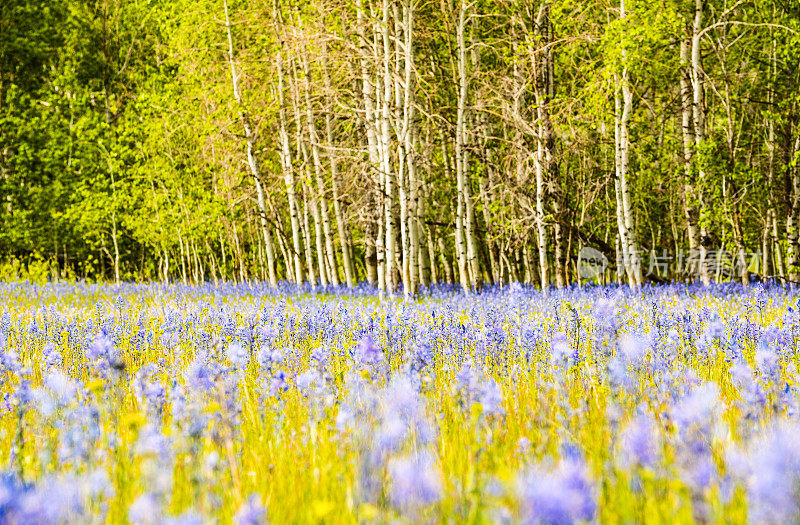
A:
[1, 281, 799, 524]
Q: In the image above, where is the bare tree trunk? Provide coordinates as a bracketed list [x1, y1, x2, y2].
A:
[379, 0, 397, 294]
[732, 202, 748, 285]
[767, 35, 785, 283]
[111, 215, 120, 284]
[391, 2, 411, 297]
[232, 224, 245, 282]
[357, 1, 386, 294]
[193, 240, 204, 283]
[455, 0, 478, 292]
[218, 230, 227, 281]
[224, 0, 277, 286]
[287, 84, 317, 287]
[416, 133, 429, 287]
[438, 234, 454, 285]
[364, 191, 379, 284]
[787, 136, 800, 282]
[680, 35, 700, 276]
[528, 3, 560, 291]
[162, 247, 170, 284]
[711, 21, 749, 286]
[310, 183, 328, 287]
[465, 11, 481, 290]
[535, 147, 548, 291]
[401, 0, 418, 298]
[478, 172, 498, 283]
[613, 169, 630, 280]
[426, 223, 438, 284]
[289, 57, 322, 286]
[691, 0, 711, 285]
[613, 0, 641, 288]
[274, 2, 304, 284]
[206, 241, 218, 285]
[773, 209, 785, 280]
[322, 47, 354, 287]
[301, 48, 338, 286]
[553, 208, 566, 287]
[300, 184, 317, 285]
[176, 232, 186, 284]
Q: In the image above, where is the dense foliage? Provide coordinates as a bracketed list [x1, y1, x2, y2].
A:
[1, 0, 798, 289]
[1, 282, 800, 522]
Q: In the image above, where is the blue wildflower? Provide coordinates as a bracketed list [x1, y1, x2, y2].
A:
[519, 456, 597, 525]
[226, 343, 249, 369]
[234, 494, 267, 525]
[388, 453, 441, 509]
[618, 410, 660, 469]
[479, 379, 505, 416]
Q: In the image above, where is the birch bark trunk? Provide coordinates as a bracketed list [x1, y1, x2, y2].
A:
[680, 36, 700, 274]
[274, 1, 304, 284]
[691, 0, 711, 285]
[391, 2, 411, 297]
[401, 0, 418, 297]
[301, 48, 338, 286]
[788, 136, 800, 282]
[455, 0, 478, 292]
[290, 59, 319, 285]
[478, 171, 498, 283]
[613, 0, 641, 287]
[527, 4, 559, 291]
[380, 0, 396, 293]
[358, 1, 386, 294]
[224, 0, 277, 286]
[321, 48, 355, 287]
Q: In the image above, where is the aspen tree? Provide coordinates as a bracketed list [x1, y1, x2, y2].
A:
[223, 0, 278, 286]
[613, 0, 641, 287]
[273, 0, 304, 284]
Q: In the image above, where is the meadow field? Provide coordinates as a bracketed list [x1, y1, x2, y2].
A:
[0, 282, 798, 524]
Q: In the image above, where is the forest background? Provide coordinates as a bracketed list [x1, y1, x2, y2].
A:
[1, 0, 799, 294]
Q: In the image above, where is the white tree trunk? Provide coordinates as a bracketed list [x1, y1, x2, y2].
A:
[224, 0, 277, 286]
[274, 3, 304, 284]
[381, 0, 396, 293]
[455, 0, 474, 293]
[401, 0, 417, 298]
[535, 141, 548, 291]
[691, 0, 711, 285]
[322, 49, 355, 287]
[394, 4, 411, 299]
[788, 136, 800, 282]
[301, 49, 338, 286]
[613, 0, 641, 288]
[358, 1, 386, 295]
[680, 35, 700, 270]
[300, 183, 317, 285]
